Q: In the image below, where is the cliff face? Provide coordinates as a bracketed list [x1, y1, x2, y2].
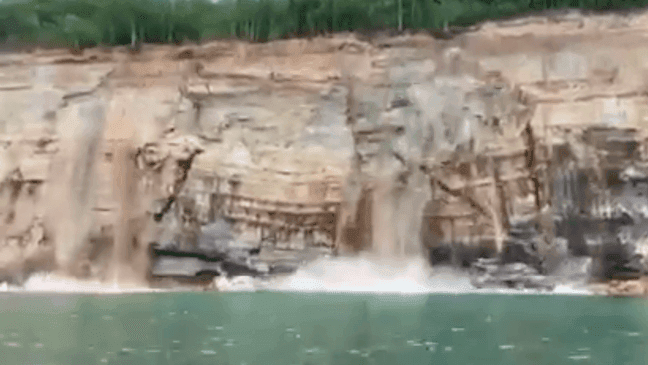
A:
[3, 12, 648, 283]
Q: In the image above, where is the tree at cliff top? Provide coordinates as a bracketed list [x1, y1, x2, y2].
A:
[1, 0, 648, 48]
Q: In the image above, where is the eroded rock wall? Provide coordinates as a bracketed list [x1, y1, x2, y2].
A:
[3, 12, 648, 280]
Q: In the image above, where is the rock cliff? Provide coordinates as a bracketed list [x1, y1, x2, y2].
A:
[3, 11, 648, 284]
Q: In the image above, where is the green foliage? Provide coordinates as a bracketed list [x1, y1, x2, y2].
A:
[1, 0, 648, 48]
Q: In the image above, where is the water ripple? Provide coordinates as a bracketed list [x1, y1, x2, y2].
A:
[568, 354, 591, 361]
[224, 339, 236, 347]
[406, 339, 424, 347]
[304, 347, 324, 355]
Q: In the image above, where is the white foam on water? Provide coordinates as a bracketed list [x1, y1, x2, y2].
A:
[266, 256, 476, 294]
[267, 257, 429, 293]
[0, 272, 160, 293]
[264, 256, 594, 295]
[551, 284, 593, 296]
[472, 285, 592, 296]
[213, 276, 256, 292]
[0, 262, 594, 295]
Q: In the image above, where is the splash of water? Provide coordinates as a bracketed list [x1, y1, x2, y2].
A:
[267, 256, 472, 294]
[551, 284, 592, 296]
[0, 266, 593, 295]
[0, 272, 160, 293]
[213, 276, 256, 292]
[263, 256, 593, 295]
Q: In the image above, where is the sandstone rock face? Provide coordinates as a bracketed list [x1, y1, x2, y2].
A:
[3, 13, 648, 282]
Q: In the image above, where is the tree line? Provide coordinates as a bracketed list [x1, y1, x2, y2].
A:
[0, 0, 647, 49]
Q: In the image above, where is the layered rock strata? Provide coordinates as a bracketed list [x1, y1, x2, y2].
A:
[3, 12, 648, 284]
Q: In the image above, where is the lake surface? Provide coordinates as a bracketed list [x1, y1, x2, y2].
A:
[0, 292, 646, 365]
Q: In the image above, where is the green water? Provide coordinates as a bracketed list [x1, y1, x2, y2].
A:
[0, 292, 646, 365]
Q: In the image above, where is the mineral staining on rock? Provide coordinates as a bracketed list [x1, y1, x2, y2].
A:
[2, 13, 648, 292]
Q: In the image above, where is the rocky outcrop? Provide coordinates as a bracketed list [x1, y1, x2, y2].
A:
[605, 279, 648, 297]
[0, 126, 58, 282]
[135, 126, 205, 220]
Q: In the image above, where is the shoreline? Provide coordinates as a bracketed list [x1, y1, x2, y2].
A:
[0, 274, 601, 296]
